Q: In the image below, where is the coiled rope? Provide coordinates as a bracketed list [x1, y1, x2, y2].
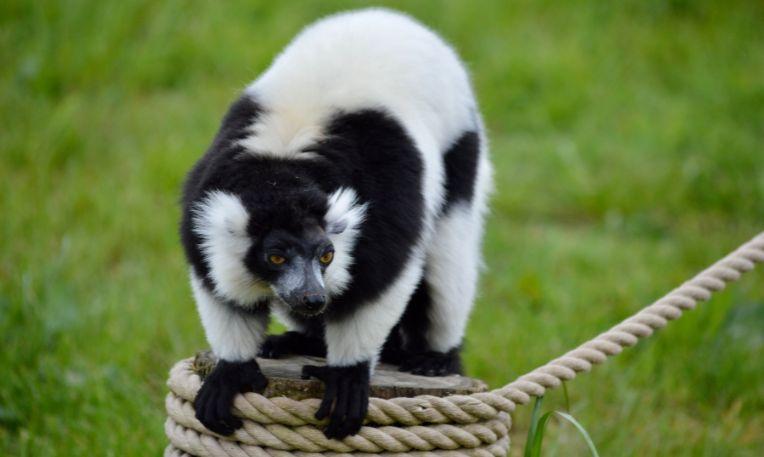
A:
[165, 231, 764, 456]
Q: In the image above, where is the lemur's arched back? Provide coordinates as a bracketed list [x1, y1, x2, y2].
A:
[180, 8, 491, 440]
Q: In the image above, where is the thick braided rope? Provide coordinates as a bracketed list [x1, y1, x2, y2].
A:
[166, 393, 510, 453]
[166, 232, 763, 455]
[164, 417, 511, 457]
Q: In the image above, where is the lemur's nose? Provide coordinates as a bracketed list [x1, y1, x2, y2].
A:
[302, 294, 326, 311]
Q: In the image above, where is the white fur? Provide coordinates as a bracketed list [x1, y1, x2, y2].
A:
[245, 9, 475, 150]
[322, 188, 367, 296]
[325, 247, 427, 367]
[237, 111, 322, 160]
[190, 272, 267, 361]
[425, 205, 483, 351]
[425, 124, 493, 352]
[243, 8, 477, 237]
[193, 191, 271, 304]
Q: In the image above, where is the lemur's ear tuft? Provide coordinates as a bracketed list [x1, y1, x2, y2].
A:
[324, 188, 367, 237]
[327, 219, 348, 235]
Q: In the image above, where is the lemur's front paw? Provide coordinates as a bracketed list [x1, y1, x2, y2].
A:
[399, 348, 463, 376]
[259, 331, 327, 359]
[301, 361, 370, 439]
[194, 359, 268, 435]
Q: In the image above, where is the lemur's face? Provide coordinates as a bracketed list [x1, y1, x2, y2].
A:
[193, 188, 363, 314]
[246, 223, 334, 316]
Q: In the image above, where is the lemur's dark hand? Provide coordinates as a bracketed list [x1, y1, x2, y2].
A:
[301, 361, 370, 439]
[194, 359, 268, 435]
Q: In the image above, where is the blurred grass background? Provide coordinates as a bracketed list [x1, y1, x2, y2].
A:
[1, 0, 763, 455]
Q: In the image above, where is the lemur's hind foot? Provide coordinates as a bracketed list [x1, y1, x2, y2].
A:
[259, 331, 327, 359]
[398, 348, 463, 376]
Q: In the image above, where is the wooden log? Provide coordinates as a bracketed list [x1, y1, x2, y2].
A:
[193, 350, 488, 400]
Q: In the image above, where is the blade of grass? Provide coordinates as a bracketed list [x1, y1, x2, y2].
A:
[530, 411, 556, 456]
[553, 411, 600, 457]
[524, 396, 544, 457]
[529, 408, 601, 457]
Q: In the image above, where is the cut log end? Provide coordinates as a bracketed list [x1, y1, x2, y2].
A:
[193, 350, 488, 400]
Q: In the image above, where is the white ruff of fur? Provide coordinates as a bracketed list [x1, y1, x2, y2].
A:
[192, 191, 270, 304]
[322, 188, 367, 296]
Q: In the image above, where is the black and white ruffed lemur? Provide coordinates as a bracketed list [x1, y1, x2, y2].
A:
[180, 8, 492, 440]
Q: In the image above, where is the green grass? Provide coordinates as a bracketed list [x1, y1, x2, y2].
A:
[525, 395, 600, 457]
[1, 0, 763, 455]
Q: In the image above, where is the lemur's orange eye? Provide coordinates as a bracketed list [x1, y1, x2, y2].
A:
[269, 255, 286, 265]
[319, 251, 334, 265]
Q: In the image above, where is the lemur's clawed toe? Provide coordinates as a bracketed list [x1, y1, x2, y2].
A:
[303, 362, 370, 439]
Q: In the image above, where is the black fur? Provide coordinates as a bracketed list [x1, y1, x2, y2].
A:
[379, 324, 407, 365]
[259, 330, 327, 358]
[302, 361, 370, 439]
[398, 347, 463, 376]
[385, 277, 464, 376]
[194, 359, 267, 435]
[180, 95, 265, 291]
[313, 109, 425, 321]
[396, 276, 432, 351]
[442, 131, 480, 212]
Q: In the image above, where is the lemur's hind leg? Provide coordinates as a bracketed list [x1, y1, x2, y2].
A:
[398, 131, 489, 377]
[397, 205, 483, 376]
[392, 278, 462, 375]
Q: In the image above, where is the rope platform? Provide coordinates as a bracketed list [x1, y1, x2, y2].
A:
[165, 232, 764, 456]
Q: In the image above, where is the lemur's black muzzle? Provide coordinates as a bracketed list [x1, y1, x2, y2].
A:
[286, 289, 327, 316]
[301, 293, 326, 313]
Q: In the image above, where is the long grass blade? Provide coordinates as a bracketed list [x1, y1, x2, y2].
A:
[522, 395, 600, 457]
[524, 396, 545, 457]
[530, 411, 555, 456]
[553, 411, 600, 457]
